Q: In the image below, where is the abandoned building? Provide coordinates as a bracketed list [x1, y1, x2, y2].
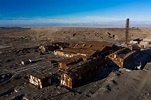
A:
[106, 47, 140, 68]
[39, 42, 70, 54]
[58, 57, 85, 71]
[60, 58, 106, 88]
[29, 70, 53, 88]
[29, 61, 59, 88]
[54, 48, 96, 58]
[130, 38, 151, 49]
[54, 41, 118, 58]
[28, 40, 142, 89]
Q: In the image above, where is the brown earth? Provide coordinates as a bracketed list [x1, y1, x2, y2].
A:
[0, 27, 151, 100]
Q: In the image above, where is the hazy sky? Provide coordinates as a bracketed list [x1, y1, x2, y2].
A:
[0, 0, 151, 26]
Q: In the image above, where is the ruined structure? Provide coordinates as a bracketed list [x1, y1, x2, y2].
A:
[130, 38, 151, 49]
[60, 58, 106, 88]
[106, 47, 139, 68]
[54, 41, 119, 88]
[54, 41, 118, 58]
[29, 61, 59, 88]
[29, 40, 140, 89]
[39, 42, 70, 54]
[54, 48, 96, 58]
[58, 57, 84, 71]
[29, 70, 53, 88]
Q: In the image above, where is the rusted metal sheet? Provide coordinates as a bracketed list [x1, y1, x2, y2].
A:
[106, 47, 139, 68]
[58, 57, 83, 71]
[60, 58, 106, 88]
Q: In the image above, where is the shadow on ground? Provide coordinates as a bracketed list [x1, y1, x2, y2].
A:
[71, 49, 151, 89]
[126, 49, 151, 70]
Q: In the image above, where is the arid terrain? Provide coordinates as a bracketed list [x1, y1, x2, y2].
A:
[0, 27, 151, 100]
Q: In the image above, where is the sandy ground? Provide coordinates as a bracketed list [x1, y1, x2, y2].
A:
[0, 27, 151, 100]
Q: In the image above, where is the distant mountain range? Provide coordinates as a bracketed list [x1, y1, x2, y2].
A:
[0, 21, 151, 27]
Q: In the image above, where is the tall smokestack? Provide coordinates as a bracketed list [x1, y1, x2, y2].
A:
[125, 18, 129, 45]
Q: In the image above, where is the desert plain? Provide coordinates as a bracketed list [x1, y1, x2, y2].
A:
[0, 27, 151, 100]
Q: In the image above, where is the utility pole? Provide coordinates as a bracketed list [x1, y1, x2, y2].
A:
[125, 18, 129, 45]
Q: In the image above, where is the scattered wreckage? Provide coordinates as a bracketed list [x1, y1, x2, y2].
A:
[28, 41, 141, 88]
